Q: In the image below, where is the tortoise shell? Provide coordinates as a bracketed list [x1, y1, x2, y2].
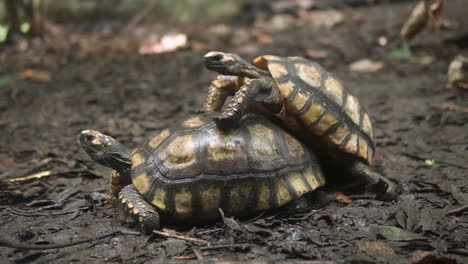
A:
[253, 55, 375, 165]
[129, 113, 325, 220]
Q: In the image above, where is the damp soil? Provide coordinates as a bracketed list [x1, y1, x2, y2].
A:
[1, 1, 467, 263]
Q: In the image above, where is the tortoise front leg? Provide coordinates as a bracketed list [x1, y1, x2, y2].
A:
[213, 79, 276, 130]
[119, 185, 160, 234]
[200, 75, 239, 112]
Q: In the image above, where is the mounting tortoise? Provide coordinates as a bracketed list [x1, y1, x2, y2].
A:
[200, 52, 396, 197]
[80, 113, 325, 233]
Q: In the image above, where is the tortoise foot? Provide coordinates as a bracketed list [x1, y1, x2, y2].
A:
[367, 173, 399, 201]
[119, 185, 160, 234]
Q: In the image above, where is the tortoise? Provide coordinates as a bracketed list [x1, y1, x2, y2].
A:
[80, 113, 325, 233]
[200, 52, 396, 197]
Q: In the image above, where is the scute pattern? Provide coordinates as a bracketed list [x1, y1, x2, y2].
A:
[265, 57, 375, 164]
[129, 114, 324, 220]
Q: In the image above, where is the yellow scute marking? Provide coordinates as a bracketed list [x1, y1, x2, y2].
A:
[314, 113, 339, 135]
[229, 183, 253, 214]
[182, 116, 205, 128]
[284, 133, 304, 159]
[276, 178, 292, 206]
[303, 166, 321, 189]
[277, 80, 296, 99]
[344, 95, 360, 124]
[257, 182, 270, 211]
[148, 129, 170, 148]
[287, 90, 310, 113]
[268, 63, 288, 79]
[133, 172, 150, 194]
[300, 102, 325, 125]
[248, 124, 277, 157]
[295, 63, 321, 87]
[362, 114, 373, 139]
[288, 172, 310, 197]
[152, 187, 166, 210]
[175, 188, 192, 218]
[345, 134, 358, 154]
[358, 136, 369, 161]
[324, 77, 343, 105]
[200, 185, 222, 217]
[131, 153, 145, 168]
[164, 135, 196, 166]
[330, 124, 349, 145]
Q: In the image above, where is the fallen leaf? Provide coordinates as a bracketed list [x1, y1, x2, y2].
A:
[371, 225, 428, 241]
[349, 59, 384, 73]
[409, 55, 434, 64]
[6, 171, 52, 182]
[17, 69, 51, 82]
[139, 33, 188, 54]
[335, 192, 353, 204]
[256, 33, 273, 44]
[356, 241, 396, 256]
[387, 48, 411, 59]
[0, 76, 14, 87]
[400, 0, 445, 41]
[306, 49, 329, 59]
[306, 10, 344, 29]
[190, 41, 206, 51]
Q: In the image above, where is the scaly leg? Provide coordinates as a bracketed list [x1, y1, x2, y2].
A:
[348, 161, 398, 200]
[119, 185, 160, 234]
[200, 75, 239, 112]
[214, 79, 276, 130]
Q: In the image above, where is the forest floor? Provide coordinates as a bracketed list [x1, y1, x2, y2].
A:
[0, 0, 467, 263]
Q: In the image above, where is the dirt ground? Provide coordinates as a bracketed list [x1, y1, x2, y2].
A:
[1, 1, 467, 263]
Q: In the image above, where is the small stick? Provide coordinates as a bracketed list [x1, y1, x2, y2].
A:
[193, 248, 204, 260]
[199, 243, 252, 251]
[446, 205, 468, 216]
[153, 229, 208, 243]
[0, 230, 140, 250]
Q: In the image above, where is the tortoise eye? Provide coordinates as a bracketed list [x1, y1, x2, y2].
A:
[85, 135, 95, 142]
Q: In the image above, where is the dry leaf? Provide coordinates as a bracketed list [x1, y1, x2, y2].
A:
[17, 69, 51, 82]
[306, 10, 344, 29]
[335, 192, 353, 204]
[400, 0, 445, 41]
[256, 33, 273, 44]
[139, 33, 188, 54]
[306, 49, 329, 59]
[349, 59, 384, 73]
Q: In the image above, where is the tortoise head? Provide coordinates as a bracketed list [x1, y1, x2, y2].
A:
[80, 130, 131, 174]
[204, 51, 268, 79]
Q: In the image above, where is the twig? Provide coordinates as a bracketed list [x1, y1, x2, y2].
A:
[199, 243, 252, 251]
[153, 229, 208, 243]
[193, 248, 204, 260]
[0, 230, 140, 250]
[446, 205, 468, 216]
[121, 0, 159, 33]
[446, 248, 468, 256]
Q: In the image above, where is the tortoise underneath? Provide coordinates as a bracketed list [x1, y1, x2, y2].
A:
[80, 113, 325, 233]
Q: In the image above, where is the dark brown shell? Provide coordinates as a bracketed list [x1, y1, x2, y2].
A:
[129, 113, 325, 220]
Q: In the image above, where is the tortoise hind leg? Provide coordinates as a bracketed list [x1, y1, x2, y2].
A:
[119, 185, 160, 234]
[348, 161, 398, 200]
[200, 75, 239, 112]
